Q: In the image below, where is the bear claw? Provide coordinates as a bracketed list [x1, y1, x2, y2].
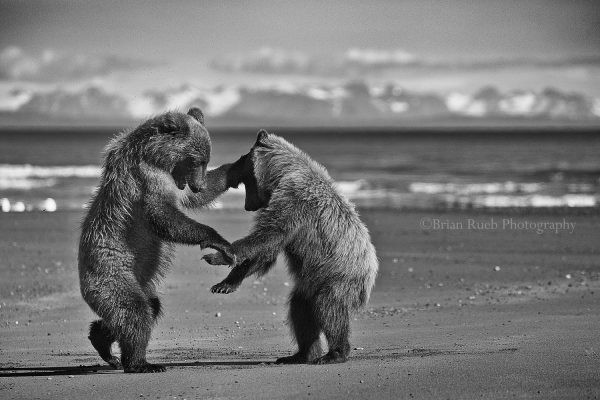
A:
[211, 282, 238, 294]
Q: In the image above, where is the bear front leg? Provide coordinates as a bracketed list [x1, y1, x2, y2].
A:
[207, 231, 283, 294]
[210, 261, 252, 294]
[145, 196, 237, 264]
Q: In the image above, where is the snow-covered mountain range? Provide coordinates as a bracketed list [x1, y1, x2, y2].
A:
[2, 82, 599, 126]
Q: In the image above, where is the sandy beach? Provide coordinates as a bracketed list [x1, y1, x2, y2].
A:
[1, 209, 599, 399]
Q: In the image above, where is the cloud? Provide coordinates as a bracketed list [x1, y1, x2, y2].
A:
[209, 47, 315, 75]
[432, 55, 600, 70]
[344, 48, 418, 67]
[0, 46, 157, 82]
[209, 47, 420, 75]
[209, 47, 600, 76]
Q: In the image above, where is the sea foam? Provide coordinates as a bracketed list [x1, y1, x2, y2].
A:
[0, 164, 101, 179]
[0, 198, 57, 212]
[0, 164, 101, 190]
[409, 181, 543, 195]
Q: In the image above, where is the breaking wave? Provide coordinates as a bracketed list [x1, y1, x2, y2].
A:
[1, 198, 57, 212]
[0, 177, 57, 190]
[409, 181, 543, 195]
[0, 164, 100, 191]
[441, 194, 597, 209]
[220, 180, 598, 210]
[1, 174, 597, 212]
[0, 164, 101, 179]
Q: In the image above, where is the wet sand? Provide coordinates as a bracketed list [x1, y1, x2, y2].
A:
[0, 209, 599, 399]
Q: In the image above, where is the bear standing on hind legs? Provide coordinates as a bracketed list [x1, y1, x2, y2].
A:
[79, 108, 238, 373]
[205, 130, 378, 364]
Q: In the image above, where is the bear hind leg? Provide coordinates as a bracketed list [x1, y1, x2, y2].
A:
[88, 319, 122, 369]
[313, 296, 351, 364]
[276, 290, 322, 364]
[111, 290, 165, 373]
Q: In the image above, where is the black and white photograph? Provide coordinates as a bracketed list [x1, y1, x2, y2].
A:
[0, 1, 599, 398]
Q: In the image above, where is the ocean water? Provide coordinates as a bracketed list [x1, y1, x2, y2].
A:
[0, 127, 599, 212]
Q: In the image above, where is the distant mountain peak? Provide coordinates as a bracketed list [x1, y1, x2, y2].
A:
[1, 82, 599, 126]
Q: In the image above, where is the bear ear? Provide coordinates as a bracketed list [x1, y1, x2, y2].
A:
[159, 112, 180, 133]
[187, 107, 204, 124]
[255, 129, 269, 147]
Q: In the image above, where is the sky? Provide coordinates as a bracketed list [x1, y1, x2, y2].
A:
[0, 0, 599, 123]
[3, 1, 599, 57]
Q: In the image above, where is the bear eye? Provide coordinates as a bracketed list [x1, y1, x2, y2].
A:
[166, 128, 185, 136]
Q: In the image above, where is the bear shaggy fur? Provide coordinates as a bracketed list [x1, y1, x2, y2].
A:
[204, 130, 378, 364]
[79, 108, 236, 373]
